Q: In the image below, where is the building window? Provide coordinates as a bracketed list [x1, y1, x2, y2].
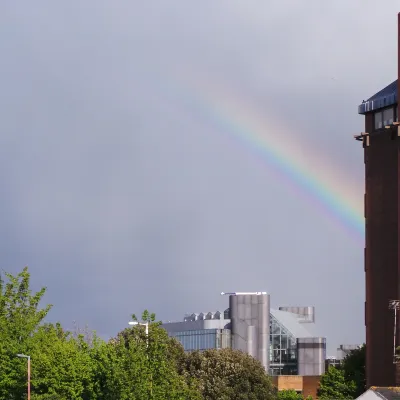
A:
[269, 315, 298, 375]
[169, 329, 231, 352]
[374, 106, 397, 130]
[383, 107, 394, 126]
[374, 111, 383, 130]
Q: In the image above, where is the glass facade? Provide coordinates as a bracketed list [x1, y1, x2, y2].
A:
[167, 311, 302, 375]
[269, 314, 298, 375]
[169, 329, 231, 352]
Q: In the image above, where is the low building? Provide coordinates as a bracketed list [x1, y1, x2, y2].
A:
[325, 344, 362, 369]
[325, 356, 341, 369]
[356, 386, 400, 400]
[161, 292, 326, 377]
[336, 344, 362, 360]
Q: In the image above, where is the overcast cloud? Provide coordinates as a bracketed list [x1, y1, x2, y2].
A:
[0, 1, 398, 354]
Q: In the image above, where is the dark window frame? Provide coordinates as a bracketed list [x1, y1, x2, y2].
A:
[374, 106, 398, 130]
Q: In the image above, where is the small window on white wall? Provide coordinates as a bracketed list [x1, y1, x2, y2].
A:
[374, 111, 383, 130]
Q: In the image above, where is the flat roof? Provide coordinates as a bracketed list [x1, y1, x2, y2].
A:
[358, 80, 397, 114]
[162, 308, 323, 339]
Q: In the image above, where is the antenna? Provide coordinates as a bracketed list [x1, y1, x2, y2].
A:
[389, 300, 400, 363]
[221, 291, 267, 296]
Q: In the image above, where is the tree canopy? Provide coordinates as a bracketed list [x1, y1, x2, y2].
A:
[342, 345, 365, 397]
[318, 345, 366, 399]
[180, 348, 277, 400]
[0, 267, 52, 399]
[277, 389, 310, 400]
[0, 267, 279, 400]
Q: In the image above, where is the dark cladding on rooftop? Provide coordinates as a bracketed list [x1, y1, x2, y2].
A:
[358, 79, 398, 115]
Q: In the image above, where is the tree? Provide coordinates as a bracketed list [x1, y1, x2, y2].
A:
[342, 345, 366, 398]
[0, 267, 52, 399]
[29, 323, 97, 400]
[277, 390, 313, 400]
[318, 366, 356, 400]
[318, 345, 366, 400]
[277, 389, 304, 400]
[0, 267, 99, 400]
[181, 348, 277, 400]
[91, 331, 149, 399]
[92, 310, 201, 400]
[0, 269, 202, 399]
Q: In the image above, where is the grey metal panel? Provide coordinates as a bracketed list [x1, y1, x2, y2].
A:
[336, 344, 361, 360]
[161, 319, 228, 333]
[257, 294, 270, 371]
[278, 306, 315, 323]
[230, 293, 270, 371]
[238, 303, 245, 319]
[230, 295, 239, 350]
[247, 325, 257, 358]
[297, 337, 326, 376]
[234, 319, 248, 341]
[233, 320, 248, 352]
[306, 306, 315, 323]
[230, 296, 238, 317]
[244, 298, 252, 319]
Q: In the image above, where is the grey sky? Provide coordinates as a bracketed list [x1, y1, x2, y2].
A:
[0, 1, 398, 354]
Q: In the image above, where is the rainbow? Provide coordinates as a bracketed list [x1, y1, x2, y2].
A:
[162, 68, 365, 243]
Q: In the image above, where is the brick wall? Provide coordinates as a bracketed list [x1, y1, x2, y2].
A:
[271, 375, 321, 398]
[302, 376, 321, 399]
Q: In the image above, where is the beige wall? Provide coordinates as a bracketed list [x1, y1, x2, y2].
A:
[271, 375, 321, 399]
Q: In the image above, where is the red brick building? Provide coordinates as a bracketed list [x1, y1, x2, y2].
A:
[355, 12, 400, 388]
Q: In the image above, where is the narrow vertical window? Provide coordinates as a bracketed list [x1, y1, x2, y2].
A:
[374, 111, 383, 130]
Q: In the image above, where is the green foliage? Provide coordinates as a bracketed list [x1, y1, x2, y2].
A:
[181, 348, 277, 400]
[277, 389, 304, 400]
[96, 322, 199, 400]
[0, 268, 201, 400]
[1, 268, 290, 400]
[277, 390, 312, 400]
[0, 267, 52, 399]
[318, 345, 366, 400]
[342, 344, 366, 398]
[29, 323, 96, 399]
[318, 366, 356, 399]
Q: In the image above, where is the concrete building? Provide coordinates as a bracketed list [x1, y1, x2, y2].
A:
[325, 344, 362, 369]
[354, 12, 400, 388]
[161, 292, 326, 376]
[336, 344, 362, 361]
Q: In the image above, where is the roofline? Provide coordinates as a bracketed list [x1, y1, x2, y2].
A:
[358, 93, 397, 114]
[358, 79, 398, 115]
